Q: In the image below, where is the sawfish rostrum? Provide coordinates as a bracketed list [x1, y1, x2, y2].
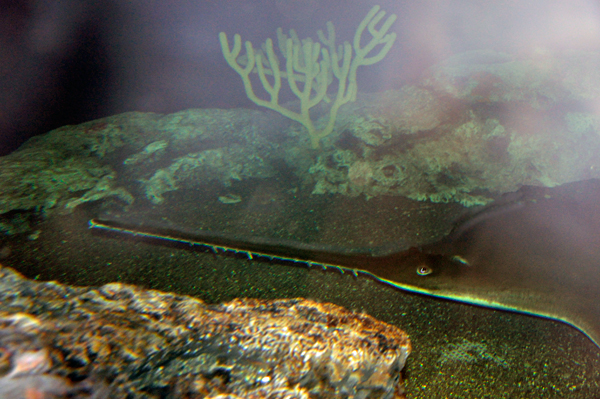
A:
[91, 180, 600, 349]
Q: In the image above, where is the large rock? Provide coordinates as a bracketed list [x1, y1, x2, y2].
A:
[0, 265, 411, 399]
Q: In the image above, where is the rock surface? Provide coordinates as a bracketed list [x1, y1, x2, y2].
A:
[0, 264, 411, 399]
[4, 49, 600, 236]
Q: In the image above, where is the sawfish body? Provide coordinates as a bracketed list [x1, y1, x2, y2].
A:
[90, 181, 600, 348]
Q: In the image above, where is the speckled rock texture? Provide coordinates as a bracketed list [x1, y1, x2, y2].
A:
[0, 265, 411, 399]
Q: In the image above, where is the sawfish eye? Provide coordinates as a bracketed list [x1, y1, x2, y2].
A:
[416, 265, 433, 276]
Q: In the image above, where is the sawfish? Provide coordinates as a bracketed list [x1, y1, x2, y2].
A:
[90, 179, 600, 349]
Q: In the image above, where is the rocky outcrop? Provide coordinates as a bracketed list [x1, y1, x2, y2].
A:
[0, 265, 411, 399]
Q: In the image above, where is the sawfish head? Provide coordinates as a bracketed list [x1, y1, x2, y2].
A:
[368, 183, 600, 349]
[372, 249, 472, 294]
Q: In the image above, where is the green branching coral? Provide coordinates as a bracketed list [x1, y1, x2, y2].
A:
[219, 5, 396, 149]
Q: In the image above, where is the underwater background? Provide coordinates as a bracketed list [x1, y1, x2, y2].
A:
[2, 1, 600, 398]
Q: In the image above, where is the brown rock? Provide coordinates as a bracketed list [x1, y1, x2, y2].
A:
[0, 265, 411, 399]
